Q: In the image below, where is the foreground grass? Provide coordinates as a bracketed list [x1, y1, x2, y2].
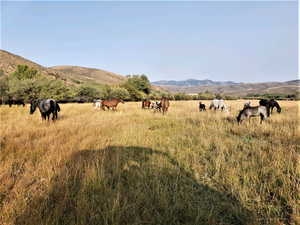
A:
[0, 100, 299, 225]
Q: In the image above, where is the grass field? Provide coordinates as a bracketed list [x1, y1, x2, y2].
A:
[0, 100, 299, 225]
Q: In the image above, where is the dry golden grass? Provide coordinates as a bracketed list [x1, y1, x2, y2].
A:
[0, 100, 299, 225]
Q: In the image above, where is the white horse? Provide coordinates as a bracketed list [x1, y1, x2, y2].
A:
[209, 99, 229, 112]
[94, 99, 102, 109]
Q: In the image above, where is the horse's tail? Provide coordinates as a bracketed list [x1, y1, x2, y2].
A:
[56, 102, 60, 112]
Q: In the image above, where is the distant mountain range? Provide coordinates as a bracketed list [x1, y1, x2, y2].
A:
[152, 79, 238, 86]
[151, 79, 299, 96]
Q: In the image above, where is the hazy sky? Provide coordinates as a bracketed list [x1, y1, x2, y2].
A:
[1, 1, 298, 82]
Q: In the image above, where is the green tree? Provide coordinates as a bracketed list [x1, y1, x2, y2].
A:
[126, 74, 151, 94]
[121, 83, 145, 101]
[39, 79, 73, 100]
[0, 69, 5, 77]
[76, 85, 100, 101]
[110, 87, 130, 100]
[8, 78, 43, 101]
[0, 77, 9, 103]
[11, 65, 40, 80]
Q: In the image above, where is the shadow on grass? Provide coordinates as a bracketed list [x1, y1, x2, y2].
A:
[16, 146, 254, 225]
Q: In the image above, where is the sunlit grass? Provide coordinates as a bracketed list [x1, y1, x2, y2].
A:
[0, 100, 299, 225]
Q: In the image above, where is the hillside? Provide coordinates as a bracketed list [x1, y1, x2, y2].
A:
[152, 79, 300, 96]
[0, 50, 126, 85]
[50, 66, 126, 85]
[0, 50, 68, 81]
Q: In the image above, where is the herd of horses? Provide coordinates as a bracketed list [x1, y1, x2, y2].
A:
[238, 99, 281, 124]
[2, 97, 281, 124]
[0, 99, 25, 107]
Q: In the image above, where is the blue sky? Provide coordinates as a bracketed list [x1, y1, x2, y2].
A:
[1, 1, 298, 82]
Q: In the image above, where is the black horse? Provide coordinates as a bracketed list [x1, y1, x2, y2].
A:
[6, 99, 25, 107]
[30, 99, 60, 121]
[259, 99, 281, 115]
[199, 102, 206, 111]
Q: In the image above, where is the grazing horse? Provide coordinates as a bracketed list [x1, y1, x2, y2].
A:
[199, 102, 206, 111]
[243, 101, 251, 109]
[151, 101, 161, 111]
[259, 99, 281, 115]
[30, 99, 60, 121]
[8, 99, 25, 107]
[209, 99, 228, 112]
[237, 106, 268, 124]
[94, 99, 102, 109]
[150, 102, 156, 109]
[161, 97, 170, 115]
[101, 99, 124, 111]
[142, 100, 151, 109]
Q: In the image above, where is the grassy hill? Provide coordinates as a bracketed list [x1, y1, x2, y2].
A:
[0, 50, 126, 85]
[50, 65, 126, 85]
[0, 50, 67, 81]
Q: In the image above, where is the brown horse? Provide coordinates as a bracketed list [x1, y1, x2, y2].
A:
[142, 100, 151, 109]
[161, 97, 169, 115]
[101, 99, 124, 111]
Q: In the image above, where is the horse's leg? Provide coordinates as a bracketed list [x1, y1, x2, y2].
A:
[41, 113, 46, 121]
[54, 111, 57, 120]
[260, 113, 264, 124]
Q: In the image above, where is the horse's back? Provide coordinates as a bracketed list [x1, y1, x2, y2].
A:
[39, 99, 59, 113]
[102, 99, 122, 108]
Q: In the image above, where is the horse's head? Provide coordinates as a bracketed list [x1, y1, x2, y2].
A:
[120, 99, 124, 104]
[236, 110, 244, 124]
[30, 100, 38, 114]
[275, 102, 281, 113]
[277, 106, 281, 113]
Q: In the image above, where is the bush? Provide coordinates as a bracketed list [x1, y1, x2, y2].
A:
[110, 87, 130, 100]
[121, 83, 145, 101]
[125, 74, 151, 95]
[75, 85, 100, 101]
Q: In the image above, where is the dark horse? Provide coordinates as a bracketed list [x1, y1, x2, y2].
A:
[199, 102, 206, 111]
[30, 99, 60, 121]
[8, 99, 25, 107]
[142, 100, 151, 109]
[101, 99, 124, 111]
[259, 99, 281, 115]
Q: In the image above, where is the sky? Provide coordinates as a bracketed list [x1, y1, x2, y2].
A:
[1, 1, 298, 82]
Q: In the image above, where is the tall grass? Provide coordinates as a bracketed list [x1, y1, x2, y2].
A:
[0, 100, 299, 225]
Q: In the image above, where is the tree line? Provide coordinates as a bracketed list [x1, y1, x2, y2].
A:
[1, 65, 298, 103]
[0, 65, 167, 103]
